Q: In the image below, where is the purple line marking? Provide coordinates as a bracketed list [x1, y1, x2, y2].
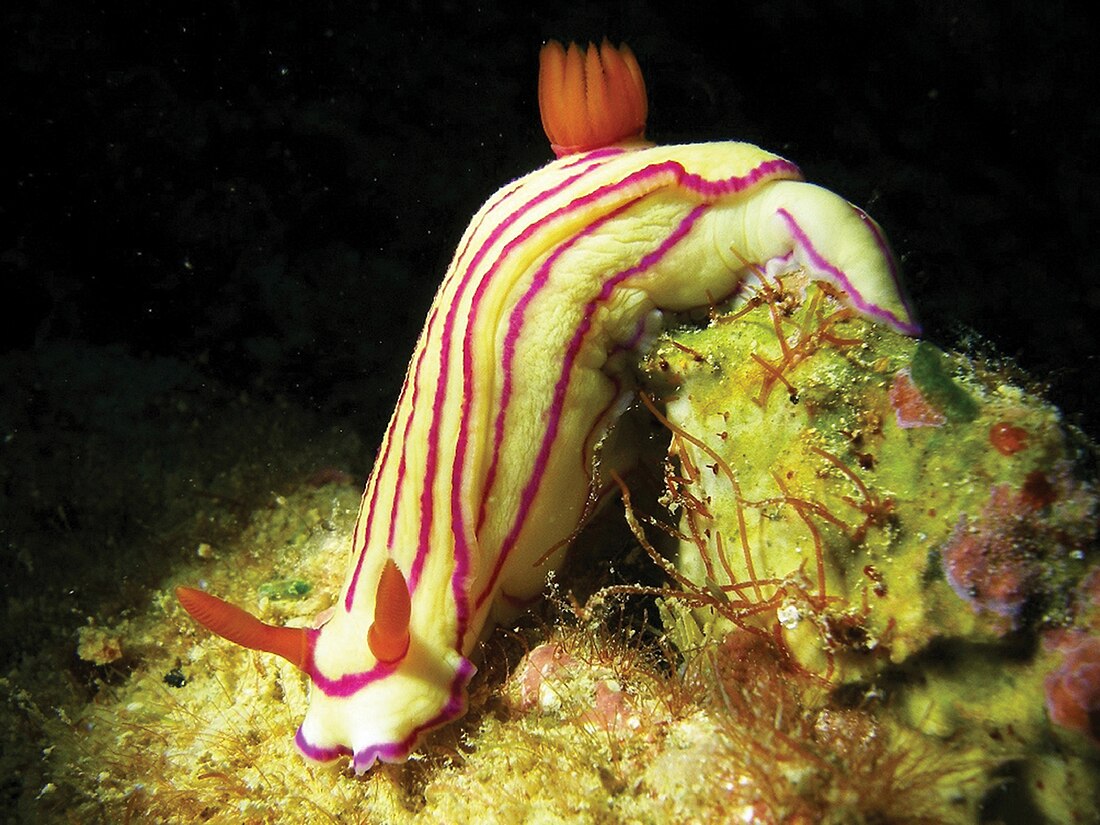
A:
[475, 201, 635, 535]
[853, 205, 921, 334]
[303, 143, 920, 767]
[354, 152, 800, 614]
[410, 155, 623, 634]
[776, 207, 920, 336]
[352, 741, 412, 773]
[561, 146, 628, 167]
[442, 155, 804, 614]
[350, 655, 477, 772]
[345, 176, 541, 610]
[294, 657, 476, 770]
[341, 487, 372, 613]
[474, 205, 710, 610]
[344, 335, 427, 611]
[311, 658, 399, 697]
[621, 311, 656, 350]
[295, 727, 350, 763]
[455, 158, 801, 612]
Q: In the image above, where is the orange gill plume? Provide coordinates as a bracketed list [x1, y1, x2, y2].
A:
[538, 39, 648, 157]
[175, 586, 310, 671]
[367, 559, 411, 663]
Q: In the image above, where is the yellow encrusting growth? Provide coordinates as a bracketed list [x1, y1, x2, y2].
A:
[18, 278, 1099, 823]
[538, 39, 648, 156]
[635, 275, 1099, 821]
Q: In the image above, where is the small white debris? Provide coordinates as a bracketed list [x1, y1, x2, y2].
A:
[777, 603, 801, 630]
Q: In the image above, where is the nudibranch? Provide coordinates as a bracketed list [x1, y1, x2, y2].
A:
[177, 39, 919, 774]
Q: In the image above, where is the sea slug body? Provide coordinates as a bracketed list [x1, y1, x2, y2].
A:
[177, 40, 918, 773]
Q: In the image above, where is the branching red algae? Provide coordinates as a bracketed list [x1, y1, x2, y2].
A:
[631, 272, 1100, 820]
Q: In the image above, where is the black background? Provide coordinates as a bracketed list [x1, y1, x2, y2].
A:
[4, 0, 1098, 439]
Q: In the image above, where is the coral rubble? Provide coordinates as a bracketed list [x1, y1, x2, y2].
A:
[637, 270, 1100, 821]
[7, 274, 1099, 823]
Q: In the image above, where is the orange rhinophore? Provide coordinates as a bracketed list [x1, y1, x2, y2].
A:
[176, 586, 311, 671]
[367, 559, 412, 663]
[538, 39, 648, 157]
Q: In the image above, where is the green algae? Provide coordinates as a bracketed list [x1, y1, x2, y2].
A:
[909, 340, 980, 422]
[257, 578, 313, 601]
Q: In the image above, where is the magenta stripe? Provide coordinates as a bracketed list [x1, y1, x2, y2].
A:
[474, 205, 710, 608]
[295, 727, 349, 762]
[446, 156, 800, 619]
[343, 338, 423, 611]
[548, 158, 800, 225]
[344, 171, 557, 610]
[446, 158, 800, 630]
[408, 156, 622, 596]
[853, 205, 920, 334]
[310, 657, 398, 697]
[475, 201, 635, 535]
[621, 310, 656, 350]
[294, 656, 476, 768]
[385, 321, 433, 548]
[679, 160, 800, 196]
[351, 655, 475, 771]
[341, 484, 372, 613]
[776, 207, 920, 335]
[350, 151, 800, 628]
[385, 175, 509, 562]
[561, 146, 629, 166]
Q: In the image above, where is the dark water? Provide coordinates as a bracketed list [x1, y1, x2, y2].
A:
[4, 0, 1097, 434]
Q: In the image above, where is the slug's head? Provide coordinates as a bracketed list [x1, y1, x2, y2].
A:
[175, 560, 410, 674]
[538, 39, 648, 157]
[177, 559, 472, 773]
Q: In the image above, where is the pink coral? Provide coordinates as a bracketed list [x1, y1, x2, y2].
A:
[1044, 631, 1100, 744]
[939, 468, 1096, 629]
[512, 642, 578, 712]
[508, 642, 645, 736]
[888, 369, 945, 429]
[579, 679, 633, 734]
[940, 484, 1040, 621]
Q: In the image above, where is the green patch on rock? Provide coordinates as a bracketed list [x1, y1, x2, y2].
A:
[258, 578, 313, 601]
[909, 340, 980, 421]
